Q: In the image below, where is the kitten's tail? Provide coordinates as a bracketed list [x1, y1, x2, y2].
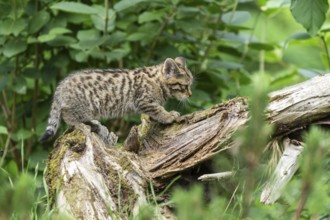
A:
[39, 93, 61, 143]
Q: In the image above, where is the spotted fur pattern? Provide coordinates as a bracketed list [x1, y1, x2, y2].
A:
[40, 57, 193, 143]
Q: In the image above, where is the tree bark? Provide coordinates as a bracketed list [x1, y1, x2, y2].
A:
[46, 74, 330, 219]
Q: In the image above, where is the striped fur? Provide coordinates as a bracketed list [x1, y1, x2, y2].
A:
[39, 57, 193, 142]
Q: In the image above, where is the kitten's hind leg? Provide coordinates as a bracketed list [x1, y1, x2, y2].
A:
[84, 120, 118, 146]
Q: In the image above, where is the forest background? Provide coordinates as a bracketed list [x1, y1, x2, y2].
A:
[0, 0, 330, 219]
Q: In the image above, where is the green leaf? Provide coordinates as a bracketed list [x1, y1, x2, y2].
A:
[76, 29, 102, 49]
[4, 160, 19, 177]
[0, 2, 11, 19]
[291, 0, 329, 36]
[0, 125, 8, 135]
[104, 31, 126, 47]
[177, 6, 200, 19]
[2, 40, 27, 57]
[126, 32, 150, 41]
[66, 13, 89, 24]
[208, 60, 242, 70]
[23, 67, 40, 79]
[114, 0, 147, 12]
[70, 50, 88, 62]
[38, 34, 56, 42]
[0, 74, 8, 92]
[51, 2, 97, 14]
[248, 42, 275, 51]
[29, 150, 49, 170]
[28, 10, 50, 34]
[49, 27, 72, 35]
[12, 129, 33, 141]
[91, 6, 116, 32]
[47, 35, 76, 47]
[13, 173, 36, 216]
[77, 29, 100, 41]
[38, 27, 72, 43]
[189, 89, 211, 106]
[12, 76, 27, 95]
[138, 11, 164, 23]
[0, 19, 27, 36]
[105, 48, 130, 62]
[221, 11, 251, 25]
[0, 36, 5, 45]
[285, 32, 311, 41]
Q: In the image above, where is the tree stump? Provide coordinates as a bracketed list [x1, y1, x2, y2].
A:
[46, 74, 330, 219]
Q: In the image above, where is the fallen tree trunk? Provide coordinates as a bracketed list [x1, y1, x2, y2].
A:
[46, 74, 330, 219]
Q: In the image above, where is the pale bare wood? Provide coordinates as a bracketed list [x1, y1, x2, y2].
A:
[267, 74, 330, 135]
[198, 171, 234, 181]
[260, 138, 303, 204]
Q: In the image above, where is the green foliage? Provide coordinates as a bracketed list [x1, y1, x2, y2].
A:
[0, 0, 330, 218]
[172, 185, 229, 220]
[291, 0, 329, 36]
[0, 170, 38, 219]
[238, 73, 273, 218]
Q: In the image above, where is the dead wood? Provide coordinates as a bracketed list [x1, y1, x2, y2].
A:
[45, 74, 330, 219]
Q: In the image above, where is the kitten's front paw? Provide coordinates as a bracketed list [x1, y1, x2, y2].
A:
[170, 111, 180, 118]
[162, 111, 180, 124]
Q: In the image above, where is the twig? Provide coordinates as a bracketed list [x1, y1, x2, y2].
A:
[198, 171, 234, 181]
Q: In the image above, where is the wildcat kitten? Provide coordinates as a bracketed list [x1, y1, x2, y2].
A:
[40, 57, 193, 144]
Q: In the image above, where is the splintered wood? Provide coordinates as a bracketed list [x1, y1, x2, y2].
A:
[260, 138, 303, 204]
[133, 97, 249, 179]
[46, 74, 330, 219]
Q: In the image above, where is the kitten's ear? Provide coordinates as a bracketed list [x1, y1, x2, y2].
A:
[175, 57, 186, 68]
[163, 58, 179, 78]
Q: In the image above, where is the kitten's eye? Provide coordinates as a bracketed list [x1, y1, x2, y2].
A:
[181, 84, 189, 90]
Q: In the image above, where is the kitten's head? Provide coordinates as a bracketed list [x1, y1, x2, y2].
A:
[162, 57, 193, 101]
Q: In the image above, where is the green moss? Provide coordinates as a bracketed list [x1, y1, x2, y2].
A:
[45, 130, 86, 206]
[93, 148, 138, 217]
[46, 129, 139, 216]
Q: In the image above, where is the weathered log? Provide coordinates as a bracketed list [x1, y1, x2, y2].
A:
[46, 74, 330, 219]
[46, 129, 149, 219]
[267, 73, 330, 134]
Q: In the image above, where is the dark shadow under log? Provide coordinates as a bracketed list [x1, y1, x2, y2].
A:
[46, 74, 330, 219]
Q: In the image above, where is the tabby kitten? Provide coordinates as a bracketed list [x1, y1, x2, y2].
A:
[40, 57, 193, 144]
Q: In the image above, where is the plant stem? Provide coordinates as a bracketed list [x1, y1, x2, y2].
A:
[240, 12, 261, 63]
[1, 91, 10, 121]
[259, 17, 267, 74]
[0, 132, 12, 167]
[295, 183, 310, 220]
[104, 0, 109, 35]
[320, 34, 330, 71]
